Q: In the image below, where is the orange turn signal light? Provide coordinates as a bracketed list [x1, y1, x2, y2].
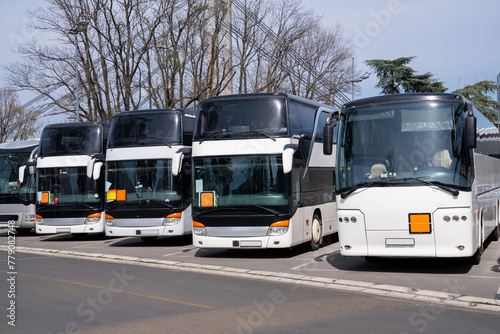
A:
[193, 221, 205, 227]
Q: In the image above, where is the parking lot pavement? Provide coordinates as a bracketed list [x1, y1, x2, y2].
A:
[2, 231, 500, 306]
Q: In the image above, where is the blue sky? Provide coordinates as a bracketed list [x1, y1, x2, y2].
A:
[1, 0, 499, 104]
[308, 0, 500, 100]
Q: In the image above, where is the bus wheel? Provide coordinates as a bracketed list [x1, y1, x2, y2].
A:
[15, 228, 32, 235]
[491, 225, 499, 242]
[309, 215, 323, 251]
[468, 245, 482, 265]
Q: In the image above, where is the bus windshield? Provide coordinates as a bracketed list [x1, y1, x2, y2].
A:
[108, 112, 181, 148]
[39, 125, 102, 156]
[337, 100, 472, 193]
[193, 156, 289, 214]
[37, 167, 100, 207]
[106, 159, 183, 209]
[194, 97, 288, 140]
[0, 151, 35, 203]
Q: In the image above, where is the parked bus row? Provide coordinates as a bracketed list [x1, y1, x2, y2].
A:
[3, 92, 499, 264]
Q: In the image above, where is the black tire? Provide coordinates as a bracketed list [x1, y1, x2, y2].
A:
[491, 225, 499, 242]
[15, 228, 32, 235]
[467, 247, 482, 265]
[309, 215, 323, 251]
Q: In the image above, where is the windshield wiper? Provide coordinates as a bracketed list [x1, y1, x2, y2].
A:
[391, 177, 459, 196]
[74, 202, 98, 210]
[196, 207, 242, 216]
[340, 181, 391, 199]
[199, 131, 230, 144]
[143, 136, 172, 148]
[7, 194, 30, 203]
[36, 203, 72, 211]
[106, 202, 130, 210]
[244, 204, 280, 215]
[107, 200, 174, 210]
[140, 199, 174, 209]
[239, 130, 277, 141]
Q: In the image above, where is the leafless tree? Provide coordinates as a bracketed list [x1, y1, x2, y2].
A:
[231, 0, 353, 106]
[0, 89, 39, 142]
[5, 0, 354, 121]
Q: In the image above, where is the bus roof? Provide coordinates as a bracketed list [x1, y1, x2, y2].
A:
[200, 92, 337, 110]
[42, 122, 110, 129]
[343, 93, 467, 109]
[0, 139, 39, 153]
[115, 108, 196, 118]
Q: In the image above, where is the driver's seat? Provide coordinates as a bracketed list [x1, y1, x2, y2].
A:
[431, 149, 452, 169]
[369, 164, 387, 178]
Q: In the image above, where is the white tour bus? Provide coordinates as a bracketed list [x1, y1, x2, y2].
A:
[192, 93, 338, 250]
[0, 140, 38, 234]
[104, 108, 195, 241]
[33, 122, 110, 235]
[323, 93, 500, 264]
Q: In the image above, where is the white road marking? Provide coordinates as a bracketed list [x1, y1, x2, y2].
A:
[447, 274, 499, 280]
[72, 244, 98, 249]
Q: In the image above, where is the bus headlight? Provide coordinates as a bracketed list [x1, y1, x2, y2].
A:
[35, 215, 43, 225]
[25, 214, 36, 224]
[268, 220, 289, 236]
[193, 221, 206, 236]
[85, 213, 102, 225]
[163, 212, 182, 226]
[105, 214, 115, 227]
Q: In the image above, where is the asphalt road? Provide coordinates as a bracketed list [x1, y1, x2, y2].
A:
[0, 252, 499, 334]
[4, 230, 500, 301]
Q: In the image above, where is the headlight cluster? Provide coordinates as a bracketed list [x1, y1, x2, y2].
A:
[268, 226, 288, 236]
[25, 214, 36, 224]
[105, 215, 115, 227]
[35, 215, 43, 225]
[268, 220, 289, 236]
[85, 216, 101, 225]
[163, 213, 182, 226]
[193, 221, 207, 236]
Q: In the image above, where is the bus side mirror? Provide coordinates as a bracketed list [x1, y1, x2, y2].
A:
[19, 160, 36, 183]
[93, 162, 103, 181]
[87, 159, 95, 179]
[19, 166, 26, 184]
[172, 152, 184, 177]
[87, 159, 103, 180]
[282, 144, 298, 174]
[323, 117, 337, 155]
[172, 148, 192, 177]
[465, 114, 477, 149]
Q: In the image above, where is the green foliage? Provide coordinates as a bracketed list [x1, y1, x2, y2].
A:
[453, 81, 500, 123]
[365, 57, 446, 94]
